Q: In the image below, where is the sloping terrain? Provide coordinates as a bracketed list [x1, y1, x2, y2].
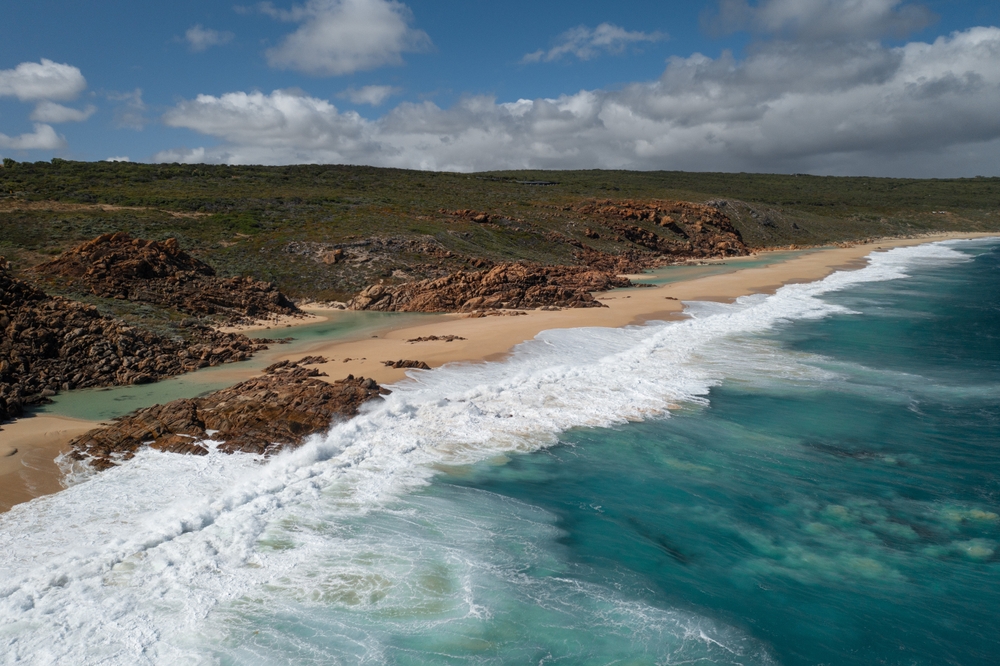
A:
[31, 232, 299, 325]
[2, 161, 996, 303]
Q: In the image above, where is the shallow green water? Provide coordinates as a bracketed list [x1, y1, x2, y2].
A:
[436, 240, 1000, 664]
[35, 310, 435, 421]
[631, 249, 819, 285]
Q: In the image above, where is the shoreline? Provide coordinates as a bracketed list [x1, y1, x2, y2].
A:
[2, 232, 995, 513]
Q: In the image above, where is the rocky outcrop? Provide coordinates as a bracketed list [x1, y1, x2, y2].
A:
[67, 361, 389, 470]
[0, 258, 269, 425]
[407, 335, 465, 343]
[382, 360, 430, 369]
[31, 233, 299, 325]
[348, 263, 631, 313]
[575, 199, 749, 259]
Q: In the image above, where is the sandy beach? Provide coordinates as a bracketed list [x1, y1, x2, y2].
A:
[0, 414, 99, 513]
[1, 232, 993, 513]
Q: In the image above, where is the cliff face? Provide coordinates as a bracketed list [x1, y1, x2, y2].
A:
[0, 259, 269, 425]
[348, 263, 632, 312]
[31, 233, 299, 324]
[67, 361, 389, 470]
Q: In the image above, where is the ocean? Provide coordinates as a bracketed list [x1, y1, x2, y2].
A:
[1, 238, 997, 665]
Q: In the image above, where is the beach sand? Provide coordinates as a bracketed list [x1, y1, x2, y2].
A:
[0, 415, 100, 513]
[2, 232, 994, 512]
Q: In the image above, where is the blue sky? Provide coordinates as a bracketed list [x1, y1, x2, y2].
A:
[2, 0, 999, 176]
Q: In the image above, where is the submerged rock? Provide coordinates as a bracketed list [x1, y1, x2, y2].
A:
[67, 361, 390, 470]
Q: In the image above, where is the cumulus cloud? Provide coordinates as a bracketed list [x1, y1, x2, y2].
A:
[185, 25, 235, 52]
[707, 0, 934, 40]
[30, 101, 96, 123]
[104, 156, 130, 162]
[522, 23, 666, 63]
[0, 59, 86, 102]
[339, 84, 401, 106]
[0, 124, 66, 151]
[157, 27, 1000, 176]
[262, 0, 432, 75]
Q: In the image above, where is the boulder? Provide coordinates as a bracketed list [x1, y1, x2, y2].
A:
[67, 361, 390, 469]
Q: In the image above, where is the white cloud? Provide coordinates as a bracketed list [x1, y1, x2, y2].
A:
[108, 89, 147, 130]
[0, 124, 66, 151]
[263, 0, 432, 75]
[522, 23, 666, 63]
[104, 156, 130, 162]
[185, 25, 235, 52]
[339, 84, 401, 106]
[709, 0, 934, 40]
[30, 101, 96, 123]
[0, 59, 86, 102]
[157, 27, 1000, 177]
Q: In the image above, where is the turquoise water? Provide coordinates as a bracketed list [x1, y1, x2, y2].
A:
[631, 249, 819, 285]
[435, 240, 1000, 664]
[2, 240, 997, 665]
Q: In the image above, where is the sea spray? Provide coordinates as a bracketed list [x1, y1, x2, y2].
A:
[0, 239, 985, 664]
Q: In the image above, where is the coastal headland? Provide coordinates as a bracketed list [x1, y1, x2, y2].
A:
[2, 231, 993, 512]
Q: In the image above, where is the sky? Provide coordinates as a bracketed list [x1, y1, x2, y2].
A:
[1, 0, 999, 176]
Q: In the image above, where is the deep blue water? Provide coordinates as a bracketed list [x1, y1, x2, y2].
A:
[438, 241, 1000, 665]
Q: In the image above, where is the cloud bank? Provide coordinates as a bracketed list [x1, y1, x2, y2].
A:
[157, 24, 1000, 176]
[522, 23, 666, 63]
[262, 0, 432, 75]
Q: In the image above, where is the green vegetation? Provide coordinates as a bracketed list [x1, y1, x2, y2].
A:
[2, 159, 998, 301]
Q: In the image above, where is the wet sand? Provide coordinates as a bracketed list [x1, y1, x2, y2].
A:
[0, 415, 99, 513]
[1, 232, 994, 512]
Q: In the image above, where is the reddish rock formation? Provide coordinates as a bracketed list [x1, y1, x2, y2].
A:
[67, 361, 390, 470]
[31, 232, 299, 325]
[575, 199, 749, 259]
[382, 360, 431, 369]
[407, 335, 466, 343]
[347, 263, 632, 313]
[0, 259, 270, 425]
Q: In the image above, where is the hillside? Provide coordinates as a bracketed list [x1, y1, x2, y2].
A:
[2, 159, 998, 303]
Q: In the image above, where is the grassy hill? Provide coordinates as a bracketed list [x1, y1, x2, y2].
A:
[2, 159, 998, 301]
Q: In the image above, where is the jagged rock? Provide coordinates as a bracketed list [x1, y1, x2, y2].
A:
[348, 263, 631, 313]
[382, 360, 431, 369]
[31, 232, 300, 325]
[67, 361, 390, 470]
[0, 258, 270, 425]
[407, 335, 466, 343]
[298, 355, 329, 365]
[575, 199, 749, 260]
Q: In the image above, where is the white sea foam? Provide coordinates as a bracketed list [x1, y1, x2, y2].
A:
[0, 239, 984, 664]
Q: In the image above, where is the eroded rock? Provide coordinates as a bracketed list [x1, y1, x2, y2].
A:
[67, 361, 390, 469]
[348, 263, 631, 313]
[32, 232, 300, 325]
